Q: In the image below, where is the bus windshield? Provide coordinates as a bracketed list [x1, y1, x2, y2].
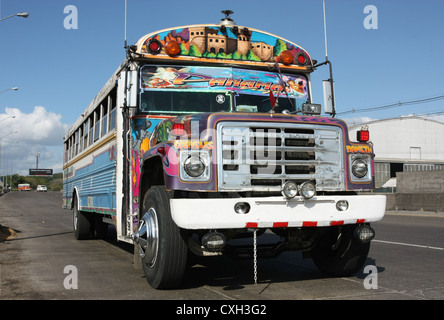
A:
[139, 65, 308, 115]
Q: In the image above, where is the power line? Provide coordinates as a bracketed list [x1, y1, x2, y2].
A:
[337, 94, 444, 116]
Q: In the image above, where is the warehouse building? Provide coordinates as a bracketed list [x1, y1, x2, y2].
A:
[348, 116, 444, 188]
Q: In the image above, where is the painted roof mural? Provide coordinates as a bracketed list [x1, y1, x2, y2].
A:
[135, 24, 312, 65]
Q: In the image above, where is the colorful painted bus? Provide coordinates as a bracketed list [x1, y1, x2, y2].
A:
[63, 11, 386, 289]
[18, 183, 31, 191]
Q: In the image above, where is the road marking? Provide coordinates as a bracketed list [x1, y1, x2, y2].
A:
[204, 286, 236, 300]
[374, 239, 444, 251]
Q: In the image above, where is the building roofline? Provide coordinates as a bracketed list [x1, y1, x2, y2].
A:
[346, 115, 444, 129]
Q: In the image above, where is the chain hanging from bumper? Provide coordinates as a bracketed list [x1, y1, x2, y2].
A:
[253, 229, 258, 285]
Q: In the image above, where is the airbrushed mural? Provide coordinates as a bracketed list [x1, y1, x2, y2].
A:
[130, 116, 163, 230]
[139, 25, 311, 64]
[140, 65, 308, 98]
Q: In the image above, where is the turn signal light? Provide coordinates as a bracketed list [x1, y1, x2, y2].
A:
[279, 50, 294, 65]
[357, 130, 370, 142]
[165, 40, 181, 57]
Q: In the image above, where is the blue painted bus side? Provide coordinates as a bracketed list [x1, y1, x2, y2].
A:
[63, 143, 117, 216]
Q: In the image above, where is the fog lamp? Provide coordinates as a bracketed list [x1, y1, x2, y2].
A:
[299, 181, 316, 199]
[234, 202, 250, 214]
[302, 103, 321, 115]
[282, 181, 298, 199]
[354, 225, 375, 243]
[202, 232, 226, 251]
[336, 200, 349, 211]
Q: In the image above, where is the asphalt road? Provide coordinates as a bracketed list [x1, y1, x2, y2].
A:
[1, 191, 443, 303]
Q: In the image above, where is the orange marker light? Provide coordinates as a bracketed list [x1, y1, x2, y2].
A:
[165, 41, 181, 57]
[279, 50, 294, 65]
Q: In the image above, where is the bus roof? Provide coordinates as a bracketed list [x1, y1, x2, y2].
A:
[133, 24, 314, 72]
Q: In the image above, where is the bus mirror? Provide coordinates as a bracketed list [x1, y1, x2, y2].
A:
[125, 71, 138, 108]
[323, 80, 335, 114]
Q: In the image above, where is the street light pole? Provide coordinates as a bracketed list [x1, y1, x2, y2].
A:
[0, 131, 18, 192]
[0, 12, 29, 22]
[0, 87, 18, 94]
[35, 152, 40, 170]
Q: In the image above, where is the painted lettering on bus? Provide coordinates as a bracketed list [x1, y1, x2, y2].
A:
[346, 144, 373, 154]
[173, 140, 214, 150]
[208, 78, 283, 92]
[172, 72, 284, 92]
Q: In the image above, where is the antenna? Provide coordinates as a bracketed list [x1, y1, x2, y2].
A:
[124, 0, 128, 48]
[319, 0, 336, 117]
[323, 0, 328, 59]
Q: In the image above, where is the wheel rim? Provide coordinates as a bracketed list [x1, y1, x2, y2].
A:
[73, 206, 78, 231]
[137, 208, 159, 268]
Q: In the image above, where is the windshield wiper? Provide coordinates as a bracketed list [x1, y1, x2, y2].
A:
[273, 63, 300, 114]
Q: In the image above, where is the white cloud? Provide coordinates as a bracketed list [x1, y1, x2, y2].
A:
[0, 106, 69, 175]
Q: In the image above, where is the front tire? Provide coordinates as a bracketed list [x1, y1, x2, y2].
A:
[311, 224, 370, 277]
[137, 186, 187, 289]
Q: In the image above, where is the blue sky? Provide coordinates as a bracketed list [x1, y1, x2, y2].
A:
[1, 0, 444, 175]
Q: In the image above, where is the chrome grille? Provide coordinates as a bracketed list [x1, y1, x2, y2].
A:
[217, 122, 345, 192]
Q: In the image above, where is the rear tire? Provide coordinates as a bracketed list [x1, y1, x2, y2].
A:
[93, 214, 108, 239]
[73, 197, 91, 240]
[137, 186, 187, 289]
[311, 224, 370, 277]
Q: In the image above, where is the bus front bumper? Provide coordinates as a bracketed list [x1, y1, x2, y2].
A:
[170, 195, 386, 230]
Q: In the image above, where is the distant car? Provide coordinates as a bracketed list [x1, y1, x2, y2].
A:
[37, 185, 47, 192]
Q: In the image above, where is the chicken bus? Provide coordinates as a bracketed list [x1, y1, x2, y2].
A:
[63, 11, 386, 289]
[18, 183, 31, 191]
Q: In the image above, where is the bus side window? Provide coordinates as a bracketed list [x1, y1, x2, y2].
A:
[94, 107, 101, 142]
[89, 115, 94, 146]
[109, 105, 116, 131]
[102, 99, 108, 137]
[109, 88, 117, 131]
[79, 125, 84, 152]
[64, 141, 69, 162]
[84, 120, 89, 150]
[74, 130, 79, 156]
[69, 135, 74, 160]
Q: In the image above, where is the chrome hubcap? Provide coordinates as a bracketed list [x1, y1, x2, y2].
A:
[134, 208, 158, 268]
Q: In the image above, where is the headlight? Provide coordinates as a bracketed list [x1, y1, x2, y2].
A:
[180, 150, 211, 181]
[351, 158, 368, 178]
[184, 155, 205, 177]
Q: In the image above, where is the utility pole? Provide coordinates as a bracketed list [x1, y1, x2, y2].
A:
[35, 152, 40, 169]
